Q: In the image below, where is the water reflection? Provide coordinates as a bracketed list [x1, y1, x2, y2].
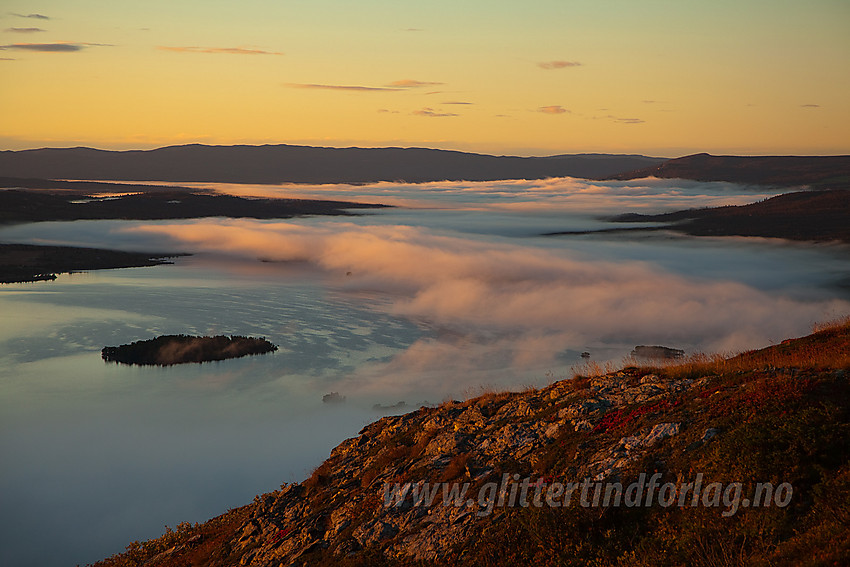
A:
[0, 350, 377, 567]
[0, 265, 420, 566]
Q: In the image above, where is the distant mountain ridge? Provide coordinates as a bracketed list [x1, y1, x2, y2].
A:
[0, 144, 665, 184]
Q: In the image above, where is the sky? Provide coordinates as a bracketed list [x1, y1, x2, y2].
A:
[0, 0, 848, 156]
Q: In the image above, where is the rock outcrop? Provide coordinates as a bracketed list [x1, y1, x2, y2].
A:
[93, 320, 850, 567]
[215, 369, 702, 565]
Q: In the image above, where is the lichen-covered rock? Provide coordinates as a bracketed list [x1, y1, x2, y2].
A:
[353, 520, 398, 547]
[126, 369, 702, 565]
[590, 422, 683, 480]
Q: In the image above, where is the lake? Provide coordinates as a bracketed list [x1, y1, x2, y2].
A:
[1, 176, 849, 566]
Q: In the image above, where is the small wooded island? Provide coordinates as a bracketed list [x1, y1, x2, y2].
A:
[101, 335, 277, 366]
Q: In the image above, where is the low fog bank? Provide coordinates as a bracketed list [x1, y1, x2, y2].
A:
[119, 219, 849, 396]
[1, 178, 847, 400]
[191, 176, 788, 214]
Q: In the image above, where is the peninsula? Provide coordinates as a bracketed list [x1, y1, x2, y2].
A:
[0, 181, 388, 284]
[0, 243, 179, 284]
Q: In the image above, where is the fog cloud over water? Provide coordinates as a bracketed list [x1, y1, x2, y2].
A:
[1, 177, 845, 395]
[185, 175, 788, 214]
[123, 219, 850, 393]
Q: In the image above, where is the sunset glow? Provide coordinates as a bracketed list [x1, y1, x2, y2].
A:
[1, 0, 848, 155]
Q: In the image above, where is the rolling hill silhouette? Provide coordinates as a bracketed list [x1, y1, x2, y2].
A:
[609, 153, 850, 188]
[0, 144, 664, 184]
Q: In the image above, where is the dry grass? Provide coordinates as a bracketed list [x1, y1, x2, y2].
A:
[567, 374, 591, 391]
[632, 353, 729, 381]
[732, 318, 850, 371]
[303, 461, 334, 491]
[91, 506, 251, 567]
[462, 384, 515, 405]
[812, 314, 850, 333]
[631, 317, 850, 380]
[570, 359, 617, 379]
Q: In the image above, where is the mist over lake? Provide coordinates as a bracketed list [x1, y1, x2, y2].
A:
[2, 177, 849, 567]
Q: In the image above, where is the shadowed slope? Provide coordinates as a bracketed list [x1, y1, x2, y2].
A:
[609, 153, 850, 188]
[611, 188, 850, 242]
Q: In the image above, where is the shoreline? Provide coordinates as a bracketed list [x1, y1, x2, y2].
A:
[0, 183, 390, 284]
[546, 188, 850, 244]
[0, 186, 387, 225]
[0, 243, 183, 284]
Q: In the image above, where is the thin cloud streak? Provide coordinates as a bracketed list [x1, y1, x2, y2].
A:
[386, 79, 444, 88]
[287, 83, 397, 92]
[10, 13, 49, 20]
[0, 42, 83, 52]
[538, 60, 581, 69]
[539, 105, 568, 114]
[158, 46, 283, 55]
[594, 114, 646, 124]
[5, 27, 46, 33]
[412, 107, 459, 117]
[286, 79, 443, 92]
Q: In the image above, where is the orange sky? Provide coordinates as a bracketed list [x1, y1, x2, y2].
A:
[1, 0, 848, 156]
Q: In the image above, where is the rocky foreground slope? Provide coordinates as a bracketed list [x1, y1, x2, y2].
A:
[94, 322, 850, 567]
